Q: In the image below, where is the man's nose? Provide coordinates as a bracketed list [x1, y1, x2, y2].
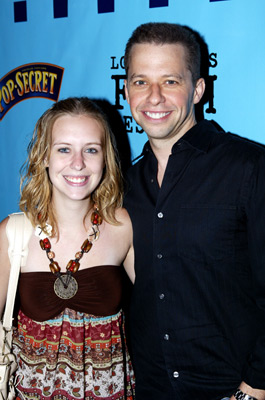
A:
[147, 83, 166, 105]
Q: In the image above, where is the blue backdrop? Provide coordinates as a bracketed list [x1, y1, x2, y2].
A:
[0, 0, 264, 220]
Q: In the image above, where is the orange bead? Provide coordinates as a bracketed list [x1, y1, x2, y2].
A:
[40, 238, 51, 250]
[49, 261, 60, 274]
[91, 211, 102, 226]
[81, 239, 93, 253]
[66, 260, 80, 273]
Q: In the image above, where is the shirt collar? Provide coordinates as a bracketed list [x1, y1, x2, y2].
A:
[137, 120, 224, 160]
[172, 120, 223, 154]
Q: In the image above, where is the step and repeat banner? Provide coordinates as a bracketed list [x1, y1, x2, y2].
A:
[0, 0, 264, 220]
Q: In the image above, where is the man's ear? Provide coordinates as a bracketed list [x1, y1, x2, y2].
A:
[124, 80, 130, 104]
[193, 78, 205, 105]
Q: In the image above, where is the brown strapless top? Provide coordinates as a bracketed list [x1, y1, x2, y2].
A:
[18, 265, 123, 322]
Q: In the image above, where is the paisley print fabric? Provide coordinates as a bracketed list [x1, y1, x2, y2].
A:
[13, 308, 135, 400]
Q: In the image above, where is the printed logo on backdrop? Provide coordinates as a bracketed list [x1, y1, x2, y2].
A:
[13, 0, 170, 21]
[0, 63, 64, 120]
[13, 0, 229, 22]
[110, 53, 218, 136]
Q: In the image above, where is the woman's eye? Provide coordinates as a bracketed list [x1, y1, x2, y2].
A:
[58, 148, 69, 153]
[85, 148, 97, 154]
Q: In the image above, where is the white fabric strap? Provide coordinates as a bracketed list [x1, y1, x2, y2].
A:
[3, 213, 32, 330]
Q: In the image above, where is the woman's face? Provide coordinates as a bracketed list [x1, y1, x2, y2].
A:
[47, 114, 105, 205]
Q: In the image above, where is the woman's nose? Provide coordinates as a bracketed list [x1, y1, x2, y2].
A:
[70, 152, 85, 170]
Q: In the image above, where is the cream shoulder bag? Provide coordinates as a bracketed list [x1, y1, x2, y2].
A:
[0, 213, 32, 400]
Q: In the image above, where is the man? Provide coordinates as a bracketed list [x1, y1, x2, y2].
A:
[123, 22, 265, 400]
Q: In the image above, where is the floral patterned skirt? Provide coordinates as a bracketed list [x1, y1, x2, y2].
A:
[13, 308, 135, 400]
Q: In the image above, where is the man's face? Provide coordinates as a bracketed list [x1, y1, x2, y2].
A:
[125, 43, 205, 146]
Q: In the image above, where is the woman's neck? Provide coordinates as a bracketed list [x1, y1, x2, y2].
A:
[51, 197, 93, 231]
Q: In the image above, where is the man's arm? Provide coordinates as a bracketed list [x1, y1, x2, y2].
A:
[235, 149, 265, 398]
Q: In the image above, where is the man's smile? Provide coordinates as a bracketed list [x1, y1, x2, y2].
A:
[144, 111, 171, 119]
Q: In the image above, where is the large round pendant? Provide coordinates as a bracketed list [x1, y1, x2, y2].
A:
[54, 275, 78, 299]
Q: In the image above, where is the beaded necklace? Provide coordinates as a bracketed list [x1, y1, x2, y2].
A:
[36, 209, 102, 299]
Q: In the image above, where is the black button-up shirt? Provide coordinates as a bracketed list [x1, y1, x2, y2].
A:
[124, 120, 265, 400]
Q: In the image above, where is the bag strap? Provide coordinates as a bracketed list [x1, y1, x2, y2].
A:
[3, 212, 33, 330]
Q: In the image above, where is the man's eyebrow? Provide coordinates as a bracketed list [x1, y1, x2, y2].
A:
[128, 73, 184, 81]
[128, 73, 146, 81]
[162, 74, 184, 80]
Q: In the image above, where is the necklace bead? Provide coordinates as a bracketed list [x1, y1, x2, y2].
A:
[66, 260, 80, 273]
[81, 239, 93, 252]
[40, 237, 51, 250]
[75, 251, 83, 260]
[38, 209, 102, 299]
[50, 261, 60, 273]
[91, 211, 102, 226]
[47, 251, 55, 259]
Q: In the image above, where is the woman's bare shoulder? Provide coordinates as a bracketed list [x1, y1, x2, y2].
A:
[114, 207, 132, 226]
[0, 216, 10, 241]
[0, 216, 11, 261]
[0, 216, 11, 266]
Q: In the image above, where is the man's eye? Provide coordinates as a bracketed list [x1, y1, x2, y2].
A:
[166, 80, 178, 85]
[135, 80, 146, 86]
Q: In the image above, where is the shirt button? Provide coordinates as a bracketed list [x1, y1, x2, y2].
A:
[157, 254, 163, 259]
[164, 334, 169, 340]
[159, 293, 165, 300]
[150, 178, 154, 183]
[157, 212, 163, 218]
[173, 371, 179, 378]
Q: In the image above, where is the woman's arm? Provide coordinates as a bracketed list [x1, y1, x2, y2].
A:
[123, 242, 135, 283]
[117, 208, 135, 283]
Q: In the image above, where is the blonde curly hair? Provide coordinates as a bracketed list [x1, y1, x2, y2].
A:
[20, 97, 123, 236]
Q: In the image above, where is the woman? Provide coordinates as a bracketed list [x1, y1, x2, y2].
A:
[0, 97, 135, 400]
